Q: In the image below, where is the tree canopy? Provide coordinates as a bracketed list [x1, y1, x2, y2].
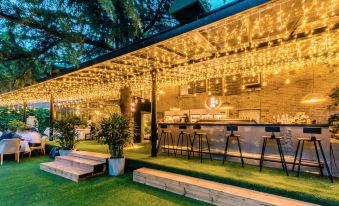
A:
[0, 0, 180, 93]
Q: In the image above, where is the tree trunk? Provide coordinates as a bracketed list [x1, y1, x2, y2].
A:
[119, 86, 132, 119]
[119, 86, 134, 143]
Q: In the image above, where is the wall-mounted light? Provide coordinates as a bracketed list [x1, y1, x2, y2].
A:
[220, 102, 233, 110]
[169, 107, 180, 111]
[131, 102, 135, 112]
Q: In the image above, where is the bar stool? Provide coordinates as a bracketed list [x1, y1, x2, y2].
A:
[157, 124, 175, 156]
[223, 125, 244, 167]
[259, 126, 289, 176]
[191, 125, 213, 163]
[174, 125, 192, 159]
[292, 128, 333, 183]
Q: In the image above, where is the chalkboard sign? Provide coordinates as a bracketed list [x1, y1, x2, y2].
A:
[187, 80, 206, 94]
[242, 73, 261, 89]
[208, 78, 222, 96]
[224, 74, 241, 95]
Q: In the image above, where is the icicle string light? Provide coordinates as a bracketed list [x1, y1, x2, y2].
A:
[0, 0, 338, 106]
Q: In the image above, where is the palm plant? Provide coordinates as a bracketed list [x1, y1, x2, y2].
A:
[97, 113, 131, 158]
[53, 116, 85, 150]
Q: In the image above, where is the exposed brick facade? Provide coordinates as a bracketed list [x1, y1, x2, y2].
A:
[158, 62, 339, 124]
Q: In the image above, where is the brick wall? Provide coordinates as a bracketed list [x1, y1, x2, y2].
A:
[157, 62, 339, 124]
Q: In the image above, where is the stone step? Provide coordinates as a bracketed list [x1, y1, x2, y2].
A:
[55, 156, 103, 172]
[40, 162, 92, 182]
[134, 167, 318, 206]
[68, 151, 110, 163]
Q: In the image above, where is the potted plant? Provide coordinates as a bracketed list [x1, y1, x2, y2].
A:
[53, 116, 85, 156]
[328, 87, 339, 110]
[97, 113, 131, 176]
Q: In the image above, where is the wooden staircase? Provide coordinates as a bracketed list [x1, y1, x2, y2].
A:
[40, 151, 110, 182]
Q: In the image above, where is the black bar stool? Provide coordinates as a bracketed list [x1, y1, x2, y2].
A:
[223, 125, 244, 167]
[157, 124, 175, 156]
[292, 127, 333, 183]
[191, 125, 213, 163]
[259, 126, 289, 176]
[175, 125, 192, 159]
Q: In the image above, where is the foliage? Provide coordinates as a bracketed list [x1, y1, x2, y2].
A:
[8, 120, 31, 131]
[0, 0, 181, 93]
[97, 113, 131, 158]
[53, 116, 86, 150]
[32, 108, 50, 134]
[328, 114, 339, 125]
[328, 87, 339, 110]
[0, 107, 50, 133]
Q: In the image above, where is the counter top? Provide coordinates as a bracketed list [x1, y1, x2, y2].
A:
[159, 122, 329, 127]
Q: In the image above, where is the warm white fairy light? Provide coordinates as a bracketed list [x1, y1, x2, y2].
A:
[0, 0, 338, 106]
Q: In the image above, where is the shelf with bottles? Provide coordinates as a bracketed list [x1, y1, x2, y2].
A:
[272, 112, 312, 124]
[163, 108, 229, 123]
[329, 114, 339, 140]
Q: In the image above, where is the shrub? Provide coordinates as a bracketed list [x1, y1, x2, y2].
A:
[97, 113, 131, 158]
[53, 116, 86, 150]
[8, 120, 31, 131]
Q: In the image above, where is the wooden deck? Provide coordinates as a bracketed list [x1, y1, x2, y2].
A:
[40, 151, 110, 182]
[133, 167, 318, 206]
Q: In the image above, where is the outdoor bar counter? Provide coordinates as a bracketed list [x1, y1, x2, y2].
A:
[158, 122, 332, 174]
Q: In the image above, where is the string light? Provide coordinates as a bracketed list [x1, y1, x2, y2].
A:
[0, 0, 338, 106]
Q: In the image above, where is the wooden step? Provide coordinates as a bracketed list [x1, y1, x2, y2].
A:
[133, 168, 317, 206]
[55, 156, 103, 171]
[40, 162, 92, 182]
[68, 151, 110, 163]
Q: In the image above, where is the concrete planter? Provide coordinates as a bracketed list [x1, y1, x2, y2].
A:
[108, 158, 125, 176]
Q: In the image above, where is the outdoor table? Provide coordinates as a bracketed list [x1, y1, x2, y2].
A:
[17, 131, 42, 144]
[20, 141, 31, 153]
[76, 128, 90, 140]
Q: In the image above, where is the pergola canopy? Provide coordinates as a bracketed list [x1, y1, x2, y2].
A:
[0, 0, 338, 106]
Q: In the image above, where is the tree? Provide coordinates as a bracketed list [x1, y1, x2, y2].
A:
[0, 0, 179, 93]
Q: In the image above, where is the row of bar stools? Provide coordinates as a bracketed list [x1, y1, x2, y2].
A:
[223, 125, 244, 167]
[292, 127, 333, 183]
[259, 127, 289, 176]
[174, 125, 192, 159]
[191, 125, 213, 163]
[157, 124, 175, 156]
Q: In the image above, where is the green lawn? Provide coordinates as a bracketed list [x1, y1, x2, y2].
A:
[46, 140, 339, 205]
[0, 156, 208, 206]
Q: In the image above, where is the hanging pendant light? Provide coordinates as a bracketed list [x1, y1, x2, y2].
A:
[301, 93, 327, 104]
[301, 69, 327, 104]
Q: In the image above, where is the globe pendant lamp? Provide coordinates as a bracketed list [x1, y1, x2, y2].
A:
[301, 69, 327, 104]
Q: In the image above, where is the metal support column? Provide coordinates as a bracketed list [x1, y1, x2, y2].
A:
[151, 70, 157, 157]
[49, 95, 54, 140]
[23, 101, 27, 124]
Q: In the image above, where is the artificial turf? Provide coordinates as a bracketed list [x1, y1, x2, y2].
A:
[46, 140, 339, 205]
[0, 156, 209, 206]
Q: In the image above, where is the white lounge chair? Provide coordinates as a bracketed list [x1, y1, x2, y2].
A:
[29, 136, 47, 158]
[0, 139, 21, 165]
